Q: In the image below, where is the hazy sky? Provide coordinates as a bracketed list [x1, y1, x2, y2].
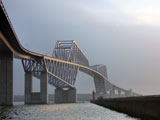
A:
[3, 0, 160, 95]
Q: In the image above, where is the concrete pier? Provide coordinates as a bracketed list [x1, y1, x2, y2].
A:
[40, 72, 48, 104]
[25, 72, 32, 104]
[118, 90, 121, 97]
[24, 72, 48, 104]
[0, 55, 13, 106]
[125, 89, 132, 97]
[55, 88, 77, 103]
[110, 88, 115, 98]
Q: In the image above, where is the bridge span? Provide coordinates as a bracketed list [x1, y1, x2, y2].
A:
[0, 2, 139, 106]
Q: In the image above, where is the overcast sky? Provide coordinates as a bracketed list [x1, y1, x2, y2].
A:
[3, 0, 160, 95]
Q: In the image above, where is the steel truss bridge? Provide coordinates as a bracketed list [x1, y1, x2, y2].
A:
[0, 2, 139, 105]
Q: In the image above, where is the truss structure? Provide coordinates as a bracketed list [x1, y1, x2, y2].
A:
[22, 40, 89, 88]
[52, 40, 89, 66]
[21, 40, 140, 97]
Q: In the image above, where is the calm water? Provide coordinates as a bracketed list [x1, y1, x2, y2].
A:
[0, 102, 138, 120]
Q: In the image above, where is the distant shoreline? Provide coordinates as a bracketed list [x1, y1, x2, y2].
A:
[14, 94, 92, 102]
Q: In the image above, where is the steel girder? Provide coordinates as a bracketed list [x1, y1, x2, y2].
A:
[52, 40, 89, 66]
[21, 40, 88, 89]
[22, 39, 90, 89]
[21, 43, 138, 96]
[44, 58, 79, 88]
[22, 56, 79, 88]
[21, 41, 139, 95]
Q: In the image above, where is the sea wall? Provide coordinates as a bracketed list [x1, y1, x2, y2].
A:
[91, 95, 160, 120]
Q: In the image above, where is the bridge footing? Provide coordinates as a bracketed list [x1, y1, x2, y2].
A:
[55, 88, 77, 103]
[0, 56, 13, 106]
[25, 72, 48, 104]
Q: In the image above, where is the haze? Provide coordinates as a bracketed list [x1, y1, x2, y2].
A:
[2, 0, 160, 95]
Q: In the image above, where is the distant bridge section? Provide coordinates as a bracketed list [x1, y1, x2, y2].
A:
[0, 1, 140, 105]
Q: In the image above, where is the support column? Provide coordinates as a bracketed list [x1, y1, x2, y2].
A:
[24, 72, 32, 104]
[25, 72, 48, 104]
[55, 88, 77, 103]
[40, 72, 48, 104]
[125, 89, 132, 97]
[110, 88, 115, 98]
[55, 88, 65, 103]
[68, 88, 77, 103]
[118, 90, 121, 97]
[0, 56, 13, 106]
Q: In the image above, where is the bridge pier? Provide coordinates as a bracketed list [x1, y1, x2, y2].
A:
[55, 88, 77, 103]
[25, 72, 48, 104]
[125, 89, 132, 97]
[110, 88, 115, 98]
[25, 72, 32, 104]
[40, 72, 48, 104]
[118, 90, 121, 97]
[0, 55, 13, 106]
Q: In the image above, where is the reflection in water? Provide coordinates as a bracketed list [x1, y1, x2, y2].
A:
[0, 103, 138, 120]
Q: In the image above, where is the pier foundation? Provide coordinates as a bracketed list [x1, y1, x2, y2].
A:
[55, 88, 77, 103]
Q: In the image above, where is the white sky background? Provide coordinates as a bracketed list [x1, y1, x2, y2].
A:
[3, 0, 160, 95]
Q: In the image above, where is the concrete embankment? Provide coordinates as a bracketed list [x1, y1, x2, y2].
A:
[91, 95, 160, 120]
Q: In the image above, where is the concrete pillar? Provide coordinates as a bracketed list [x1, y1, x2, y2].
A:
[40, 72, 48, 104]
[55, 88, 77, 103]
[68, 88, 77, 103]
[24, 72, 32, 104]
[129, 89, 132, 96]
[125, 92, 129, 97]
[0, 56, 13, 106]
[118, 90, 121, 97]
[125, 89, 132, 97]
[25, 72, 48, 104]
[110, 88, 115, 98]
[55, 88, 64, 103]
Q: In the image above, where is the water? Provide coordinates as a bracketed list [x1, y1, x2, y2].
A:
[0, 102, 138, 120]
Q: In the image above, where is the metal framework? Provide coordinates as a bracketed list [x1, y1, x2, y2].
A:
[52, 40, 89, 66]
[22, 40, 89, 88]
[21, 40, 140, 96]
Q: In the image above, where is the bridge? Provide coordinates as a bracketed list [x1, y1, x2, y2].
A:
[0, 2, 139, 106]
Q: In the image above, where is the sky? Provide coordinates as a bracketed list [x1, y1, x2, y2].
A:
[2, 0, 160, 95]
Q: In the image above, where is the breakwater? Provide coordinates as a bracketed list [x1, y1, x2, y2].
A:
[91, 95, 160, 120]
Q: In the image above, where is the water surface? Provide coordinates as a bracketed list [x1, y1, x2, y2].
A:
[0, 102, 138, 120]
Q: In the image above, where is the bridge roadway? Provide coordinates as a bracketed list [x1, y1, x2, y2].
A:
[0, 2, 139, 105]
